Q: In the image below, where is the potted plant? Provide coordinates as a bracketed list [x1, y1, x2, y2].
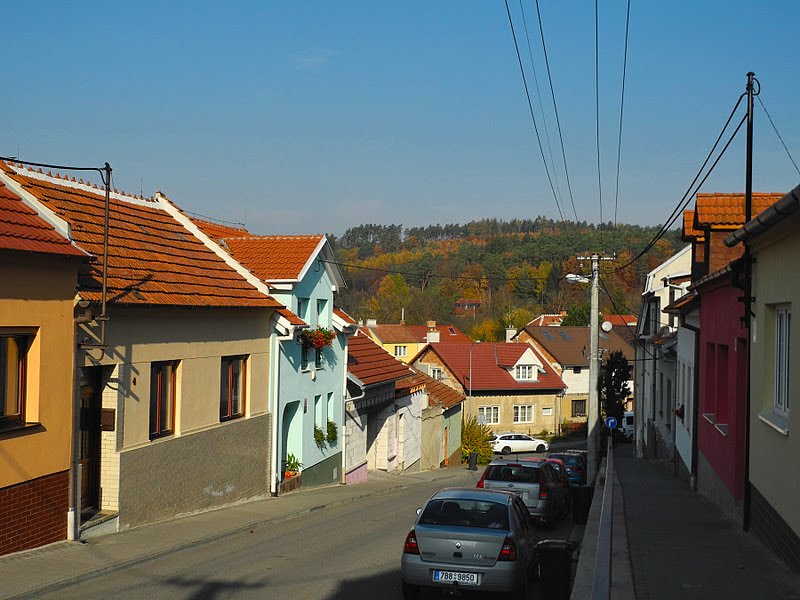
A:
[284, 453, 303, 478]
[314, 425, 326, 449]
[326, 419, 338, 444]
[300, 326, 336, 349]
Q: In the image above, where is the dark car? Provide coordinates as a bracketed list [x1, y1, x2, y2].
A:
[548, 452, 587, 486]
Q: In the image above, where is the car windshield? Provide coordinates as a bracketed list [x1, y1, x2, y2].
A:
[484, 464, 541, 483]
[419, 499, 509, 529]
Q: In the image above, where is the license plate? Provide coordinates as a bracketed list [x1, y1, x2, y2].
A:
[433, 570, 479, 585]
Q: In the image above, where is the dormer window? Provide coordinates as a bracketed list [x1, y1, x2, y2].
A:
[515, 365, 534, 380]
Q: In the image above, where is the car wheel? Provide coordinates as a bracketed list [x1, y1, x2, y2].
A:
[502, 446, 512, 455]
[536, 444, 546, 453]
[401, 581, 421, 600]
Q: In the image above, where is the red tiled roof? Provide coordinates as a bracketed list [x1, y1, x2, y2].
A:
[334, 307, 357, 325]
[347, 331, 413, 387]
[424, 375, 466, 409]
[395, 371, 428, 395]
[192, 217, 251, 241]
[0, 163, 279, 308]
[277, 308, 307, 326]
[603, 314, 637, 327]
[223, 235, 325, 281]
[427, 343, 565, 392]
[682, 210, 704, 241]
[0, 180, 87, 257]
[527, 313, 566, 327]
[523, 326, 634, 366]
[695, 193, 784, 229]
[405, 324, 471, 343]
[367, 323, 418, 343]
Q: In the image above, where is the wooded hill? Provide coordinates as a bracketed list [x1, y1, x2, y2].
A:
[332, 217, 682, 341]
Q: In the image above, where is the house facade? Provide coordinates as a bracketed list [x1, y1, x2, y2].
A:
[0, 179, 87, 555]
[412, 343, 565, 435]
[364, 320, 469, 363]
[724, 184, 800, 569]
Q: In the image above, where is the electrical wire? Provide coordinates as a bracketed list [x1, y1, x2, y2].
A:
[319, 259, 553, 283]
[534, 0, 579, 223]
[609, 93, 747, 274]
[594, 0, 603, 234]
[598, 275, 658, 360]
[503, 0, 565, 222]
[613, 0, 632, 229]
[757, 96, 800, 177]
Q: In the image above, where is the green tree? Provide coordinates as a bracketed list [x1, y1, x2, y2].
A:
[461, 415, 494, 465]
[562, 300, 591, 326]
[368, 274, 411, 322]
[598, 350, 631, 422]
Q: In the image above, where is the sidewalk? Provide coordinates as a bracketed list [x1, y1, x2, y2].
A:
[0, 466, 466, 599]
[614, 447, 800, 600]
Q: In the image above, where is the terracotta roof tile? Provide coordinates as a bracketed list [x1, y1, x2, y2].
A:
[334, 307, 357, 325]
[523, 326, 633, 367]
[395, 369, 465, 410]
[192, 217, 251, 241]
[404, 324, 470, 343]
[347, 331, 414, 387]
[427, 343, 565, 392]
[367, 323, 418, 343]
[682, 210, 705, 241]
[223, 235, 324, 281]
[0, 163, 278, 308]
[602, 314, 637, 327]
[0, 181, 87, 257]
[695, 193, 784, 229]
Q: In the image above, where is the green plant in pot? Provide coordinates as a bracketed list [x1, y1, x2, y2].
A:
[314, 425, 326, 448]
[284, 453, 303, 478]
[326, 419, 338, 444]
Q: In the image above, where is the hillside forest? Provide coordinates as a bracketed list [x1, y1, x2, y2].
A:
[331, 218, 683, 341]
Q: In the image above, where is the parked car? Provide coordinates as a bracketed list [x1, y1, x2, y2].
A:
[401, 487, 537, 599]
[543, 457, 572, 488]
[477, 458, 570, 527]
[490, 433, 549, 455]
[548, 452, 587, 486]
[618, 411, 634, 440]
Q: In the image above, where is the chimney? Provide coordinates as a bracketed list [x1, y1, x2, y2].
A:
[505, 326, 517, 342]
[366, 318, 377, 327]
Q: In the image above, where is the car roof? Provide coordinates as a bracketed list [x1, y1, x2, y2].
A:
[431, 487, 516, 503]
[488, 457, 545, 467]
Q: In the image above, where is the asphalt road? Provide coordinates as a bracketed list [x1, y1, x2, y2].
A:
[40, 463, 576, 600]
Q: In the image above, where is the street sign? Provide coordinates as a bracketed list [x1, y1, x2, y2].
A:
[477, 414, 486, 425]
[605, 416, 618, 430]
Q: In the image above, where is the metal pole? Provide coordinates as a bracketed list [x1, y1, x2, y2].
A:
[587, 254, 600, 484]
[469, 342, 474, 419]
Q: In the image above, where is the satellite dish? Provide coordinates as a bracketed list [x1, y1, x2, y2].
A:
[601, 321, 613, 332]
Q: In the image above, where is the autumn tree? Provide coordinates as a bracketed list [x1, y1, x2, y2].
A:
[368, 274, 411, 323]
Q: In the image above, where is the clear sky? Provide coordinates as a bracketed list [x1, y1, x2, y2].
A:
[2, 1, 799, 236]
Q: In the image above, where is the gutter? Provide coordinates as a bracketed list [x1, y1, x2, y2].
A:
[724, 183, 800, 247]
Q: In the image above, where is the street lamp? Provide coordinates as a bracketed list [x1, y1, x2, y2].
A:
[469, 340, 481, 419]
[566, 258, 600, 485]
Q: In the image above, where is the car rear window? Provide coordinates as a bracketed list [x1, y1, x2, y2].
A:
[419, 499, 509, 529]
[484, 464, 541, 483]
[552, 454, 581, 466]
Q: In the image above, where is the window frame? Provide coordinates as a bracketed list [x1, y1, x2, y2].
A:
[775, 305, 791, 417]
[513, 404, 534, 423]
[394, 345, 407, 358]
[0, 333, 32, 428]
[220, 355, 247, 422]
[515, 364, 534, 380]
[478, 405, 500, 424]
[150, 360, 178, 439]
[430, 367, 443, 381]
[572, 398, 587, 418]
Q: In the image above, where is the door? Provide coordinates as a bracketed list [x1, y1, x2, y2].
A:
[79, 367, 102, 512]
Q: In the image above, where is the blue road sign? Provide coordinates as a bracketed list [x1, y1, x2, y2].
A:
[605, 416, 618, 430]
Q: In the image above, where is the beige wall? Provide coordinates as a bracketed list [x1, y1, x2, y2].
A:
[748, 216, 800, 536]
[80, 306, 272, 449]
[477, 392, 561, 435]
[0, 254, 79, 489]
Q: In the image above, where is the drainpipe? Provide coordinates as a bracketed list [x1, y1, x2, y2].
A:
[67, 327, 81, 541]
[270, 325, 295, 496]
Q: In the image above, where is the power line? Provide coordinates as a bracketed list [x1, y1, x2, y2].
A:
[610, 93, 747, 273]
[757, 95, 800, 176]
[613, 0, 632, 229]
[319, 259, 553, 283]
[594, 0, 603, 233]
[503, 0, 565, 222]
[534, 0, 579, 223]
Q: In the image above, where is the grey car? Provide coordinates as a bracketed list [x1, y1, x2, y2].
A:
[401, 487, 537, 599]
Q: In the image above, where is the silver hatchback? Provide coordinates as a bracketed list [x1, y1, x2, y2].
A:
[401, 487, 536, 599]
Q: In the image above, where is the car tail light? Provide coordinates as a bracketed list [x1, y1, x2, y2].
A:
[404, 530, 419, 554]
[476, 469, 487, 488]
[498, 537, 517, 561]
[539, 484, 549, 500]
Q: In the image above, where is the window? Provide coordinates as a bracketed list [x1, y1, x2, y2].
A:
[542, 407, 553, 416]
[515, 365, 534, 380]
[314, 394, 323, 428]
[220, 355, 247, 421]
[430, 367, 443, 381]
[513, 405, 534, 423]
[150, 361, 177, 438]
[0, 334, 31, 425]
[297, 298, 309, 322]
[395, 345, 407, 358]
[572, 399, 586, 417]
[315, 347, 323, 369]
[478, 405, 500, 424]
[317, 299, 328, 327]
[775, 305, 791, 415]
[301, 344, 309, 371]
[327, 392, 335, 422]
[573, 367, 582, 374]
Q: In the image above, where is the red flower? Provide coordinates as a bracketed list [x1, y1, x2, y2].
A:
[300, 327, 336, 349]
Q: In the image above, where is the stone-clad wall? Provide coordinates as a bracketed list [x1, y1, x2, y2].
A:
[118, 414, 270, 528]
[0, 471, 68, 556]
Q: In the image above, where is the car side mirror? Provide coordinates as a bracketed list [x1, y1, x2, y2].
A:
[416, 507, 422, 516]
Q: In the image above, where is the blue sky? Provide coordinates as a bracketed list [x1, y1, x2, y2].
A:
[2, 1, 799, 236]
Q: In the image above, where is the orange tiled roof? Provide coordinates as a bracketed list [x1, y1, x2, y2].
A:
[367, 323, 418, 343]
[223, 235, 325, 281]
[334, 307, 357, 325]
[0, 180, 86, 257]
[682, 210, 704, 241]
[424, 374, 465, 409]
[192, 217, 251, 241]
[347, 331, 413, 387]
[0, 163, 279, 308]
[405, 324, 471, 343]
[695, 193, 784, 228]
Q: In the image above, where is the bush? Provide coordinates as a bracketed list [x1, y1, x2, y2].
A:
[461, 415, 494, 465]
[314, 425, 326, 448]
[326, 420, 338, 444]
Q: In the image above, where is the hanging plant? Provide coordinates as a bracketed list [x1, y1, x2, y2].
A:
[300, 327, 336, 349]
[314, 425, 326, 448]
[326, 419, 338, 444]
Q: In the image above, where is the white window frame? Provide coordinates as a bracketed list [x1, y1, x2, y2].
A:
[775, 305, 791, 416]
[394, 345, 407, 358]
[430, 367, 443, 381]
[542, 407, 553, 416]
[478, 405, 500, 424]
[513, 404, 534, 423]
[515, 365, 534, 381]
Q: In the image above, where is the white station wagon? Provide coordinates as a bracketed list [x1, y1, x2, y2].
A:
[491, 433, 549, 455]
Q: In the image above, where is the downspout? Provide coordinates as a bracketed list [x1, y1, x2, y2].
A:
[270, 324, 295, 496]
[67, 326, 82, 541]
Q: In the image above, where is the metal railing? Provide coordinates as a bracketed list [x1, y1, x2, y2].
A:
[591, 437, 614, 599]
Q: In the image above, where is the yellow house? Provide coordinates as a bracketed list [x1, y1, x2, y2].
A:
[364, 320, 470, 363]
[0, 180, 87, 556]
